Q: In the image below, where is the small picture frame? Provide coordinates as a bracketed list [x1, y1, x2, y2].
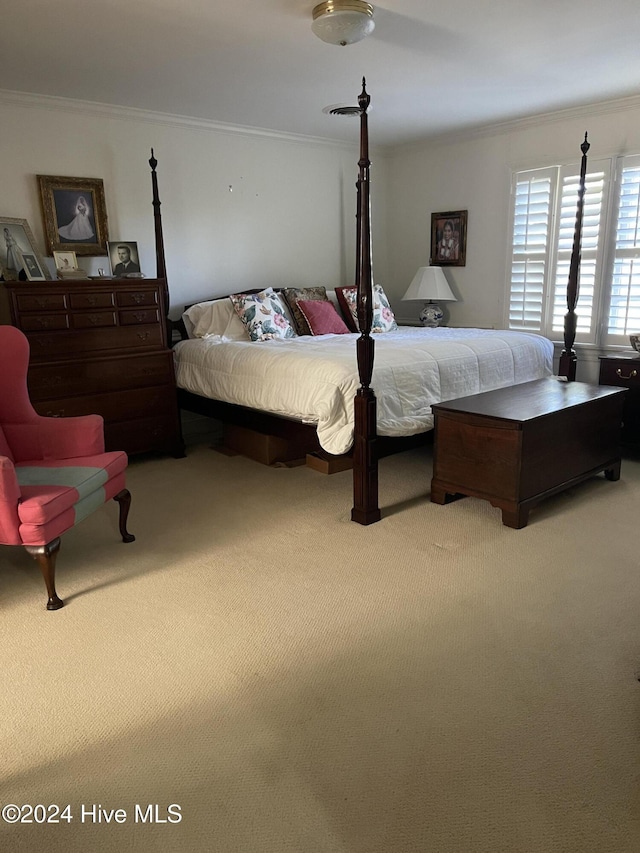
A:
[108, 241, 141, 277]
[37, 175, 109, 256]
[53, 250, 78, 272]
[0, 216, 51, 281]
[430, 210, 468, 267]
[22, 252, 48, 281]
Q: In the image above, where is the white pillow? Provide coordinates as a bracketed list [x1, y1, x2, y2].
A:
[326, 289, 339, 310]
[183, 298, 248, 340]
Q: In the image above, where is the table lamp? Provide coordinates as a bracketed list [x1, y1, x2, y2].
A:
[401, 266, 457, 327]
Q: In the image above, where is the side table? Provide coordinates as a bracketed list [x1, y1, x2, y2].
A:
[599, 354, 640, 447]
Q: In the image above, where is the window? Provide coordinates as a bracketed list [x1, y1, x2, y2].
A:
[608, 156, 640, 339]
[507, 153, 640, 348]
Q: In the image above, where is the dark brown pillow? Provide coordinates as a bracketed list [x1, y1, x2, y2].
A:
[282, 287, 329, 335]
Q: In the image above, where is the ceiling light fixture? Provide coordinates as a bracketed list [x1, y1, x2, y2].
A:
[312, 1, 375, 46]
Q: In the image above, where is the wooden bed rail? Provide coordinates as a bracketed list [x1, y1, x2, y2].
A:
[558, 132, 590, 382]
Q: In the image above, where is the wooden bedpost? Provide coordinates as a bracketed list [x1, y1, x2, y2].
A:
[149, 149, 170, 327]
[558, 132, 590, 382]
[351, 78, 381, 525]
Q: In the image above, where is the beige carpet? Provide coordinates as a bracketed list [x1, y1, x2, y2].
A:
[1, 441, 640, 852]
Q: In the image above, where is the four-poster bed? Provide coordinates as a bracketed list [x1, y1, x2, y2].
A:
[149, 80, 615, 527]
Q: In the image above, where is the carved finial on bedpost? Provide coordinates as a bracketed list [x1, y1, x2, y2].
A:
[358, 77, 370, 113]
[149, 149, 169, 343]
[352, 76, 381, 526]
[558, 131, 590, 382]
[149, 147, 167, 284]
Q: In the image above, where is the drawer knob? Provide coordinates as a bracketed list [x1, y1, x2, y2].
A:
[616, 368, 637, 380]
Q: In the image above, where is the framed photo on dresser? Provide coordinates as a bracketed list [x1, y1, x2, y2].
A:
[0, 216, 51, 281]
[53, 250, 78, 272]
[108, 241, 142, 277]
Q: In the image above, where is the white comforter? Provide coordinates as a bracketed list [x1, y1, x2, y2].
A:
[174, 327, 553, 455]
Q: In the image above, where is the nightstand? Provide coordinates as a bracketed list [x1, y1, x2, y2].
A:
[599, 353, 640, 446]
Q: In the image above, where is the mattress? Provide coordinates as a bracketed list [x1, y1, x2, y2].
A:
[173, 327, 554, 455]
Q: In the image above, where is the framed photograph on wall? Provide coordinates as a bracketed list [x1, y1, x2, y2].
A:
[0, 216, 51, 281]
[37, 175, 109, 256]
[53, 250, 78, 272]
[107, 241, 142, 277]
[430, 210, 467, 267]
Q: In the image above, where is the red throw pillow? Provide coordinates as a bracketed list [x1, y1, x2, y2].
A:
[297, 300, 350, 335]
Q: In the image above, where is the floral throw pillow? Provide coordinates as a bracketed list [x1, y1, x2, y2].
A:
[230, 288, 297, 341]
[336, 284, 398, 333]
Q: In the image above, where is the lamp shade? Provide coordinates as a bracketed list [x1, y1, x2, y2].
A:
[401, 266, 457, 302]
[312, 1, 375, 46]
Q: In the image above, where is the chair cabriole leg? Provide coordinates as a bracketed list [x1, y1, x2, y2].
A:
[114, 489, 135, 543]
[25, 538, 64, 611]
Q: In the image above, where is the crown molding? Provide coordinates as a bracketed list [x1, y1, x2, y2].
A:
[0, 88, 368, 152]
[390, 92, 640, 154]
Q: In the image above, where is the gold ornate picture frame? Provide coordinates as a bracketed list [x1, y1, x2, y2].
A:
[0, 216, 51, 281]
[37, 175, 109, 256]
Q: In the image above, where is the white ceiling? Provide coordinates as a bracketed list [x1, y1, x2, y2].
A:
[5, 0, 640, 148]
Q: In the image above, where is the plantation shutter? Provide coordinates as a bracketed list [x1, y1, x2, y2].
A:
[508, 169, 555, 331]
[605, 155, 640, 343]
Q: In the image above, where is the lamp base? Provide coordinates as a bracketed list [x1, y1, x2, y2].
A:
[419, 302, 444, 327]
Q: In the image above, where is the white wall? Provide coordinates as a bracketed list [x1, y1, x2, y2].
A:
[0, 93, 389, 318]
[385, 96, 640, 379]
[3, 88, 639, 382]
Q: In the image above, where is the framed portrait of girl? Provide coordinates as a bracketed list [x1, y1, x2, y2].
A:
[430, 210, 467, 267]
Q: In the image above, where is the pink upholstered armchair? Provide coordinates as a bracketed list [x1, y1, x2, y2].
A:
[0, 325, 134, 610]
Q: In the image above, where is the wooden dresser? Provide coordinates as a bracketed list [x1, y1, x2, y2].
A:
[3, 278, 183, 457]
[599, 353, 640, 447]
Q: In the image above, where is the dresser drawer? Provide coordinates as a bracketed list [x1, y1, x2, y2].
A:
[28, 351, 175, 401]
[105, 414, 180, 455]
[15, 293, 67, 312]
[34, 385, 176, 421]
[69, 292, 116, 310]
[119, 308, 160, 325]
[72, 311, 117, 329]
[599, 357, 640, 388]
[26, 324, 164, 357]
[20, 313, 70, 332]
[117, 290, 159, 308]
